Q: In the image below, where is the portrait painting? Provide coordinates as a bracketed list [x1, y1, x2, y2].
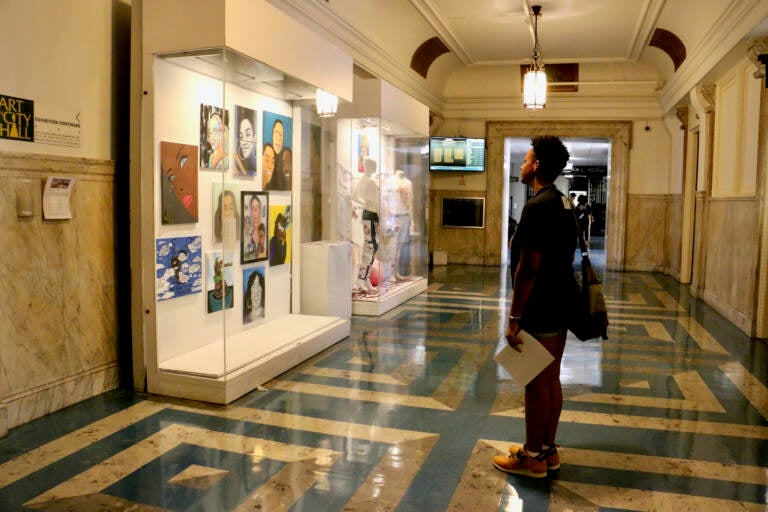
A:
[241, 191, 268, 264]
[156, 236, 203, 301]
[160, 141, 198, 224]
[212, 183, 240, 245]
[205, 250, 234, 313]
[262, 111, 293, 191]
[233, 105, 257, 177]
[268, 204, 291, 267]
[242, 265, 266, 325]
[200, 103, 230, 170]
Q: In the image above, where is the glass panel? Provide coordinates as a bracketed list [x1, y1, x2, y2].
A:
[152, 47, 332, 381]
[338, 117, 429, 310]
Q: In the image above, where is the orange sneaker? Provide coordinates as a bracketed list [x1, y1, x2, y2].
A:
[492, 447, 547, 478]
[508, 444, 560, 470]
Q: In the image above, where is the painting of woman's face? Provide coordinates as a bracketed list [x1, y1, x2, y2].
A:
[251, 197, 262, 227]
[166, 147, 196, 210]
[160, 141, 198, 223]
[222, 192, 236, 219]
[272, 121, 284, 154]
[262, 145, 275, 187]
[238, 117, 255, 159]
[250, 276, 263, 309]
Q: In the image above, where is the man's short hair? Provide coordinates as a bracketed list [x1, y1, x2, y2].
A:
[531, 136, 570, 182]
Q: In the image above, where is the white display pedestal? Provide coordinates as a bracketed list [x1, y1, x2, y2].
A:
[301, 241, 352, 318]
[152, 314, 349, 404]
[352, 277, 427, 316]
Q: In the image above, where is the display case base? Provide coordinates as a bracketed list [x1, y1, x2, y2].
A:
[151, 314, 350, 404]
[352, 277, 427, 316]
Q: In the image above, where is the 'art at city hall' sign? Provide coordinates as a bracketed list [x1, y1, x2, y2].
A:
[0, 93, 34, 142]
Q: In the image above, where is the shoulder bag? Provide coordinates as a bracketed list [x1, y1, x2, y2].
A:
[568, 207, 609, 341]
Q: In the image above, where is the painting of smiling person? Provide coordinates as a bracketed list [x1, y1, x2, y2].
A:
[160, 141, 198, 224]
[234, 105, 257, 177]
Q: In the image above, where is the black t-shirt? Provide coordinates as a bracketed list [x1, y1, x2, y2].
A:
[510, 185, 578, 333]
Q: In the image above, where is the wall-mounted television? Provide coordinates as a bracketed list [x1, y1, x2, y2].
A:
[441, 197, 485, 229]
[429, 136, 486, 172]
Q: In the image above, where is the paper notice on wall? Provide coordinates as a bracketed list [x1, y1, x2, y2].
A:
[34, 103, 81, 148]
[43, 176, 76, 219]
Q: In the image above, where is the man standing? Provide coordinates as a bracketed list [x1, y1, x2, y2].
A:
[493, 135, 578, 478]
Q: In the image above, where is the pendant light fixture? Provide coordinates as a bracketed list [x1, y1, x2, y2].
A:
[316, 88, 338, 118]
[523, 5, 547, 109]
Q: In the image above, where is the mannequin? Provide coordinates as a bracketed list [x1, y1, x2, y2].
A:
[351, 158, 380, 291]
[350, 199, 366, 292]
[388, 170, 413, 278]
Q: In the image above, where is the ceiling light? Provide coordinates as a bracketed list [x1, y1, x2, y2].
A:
[523, 5, 547, 110]
[316, 88, 338, 118]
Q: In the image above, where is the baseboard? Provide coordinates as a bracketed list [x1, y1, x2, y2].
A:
[1, 363, 119, 432]
[702, 289, 752, 336]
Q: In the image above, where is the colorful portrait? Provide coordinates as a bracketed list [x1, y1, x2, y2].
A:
[233, 105, 257, 177]
[241, 191, 268, 264]
[268, 204, 291, 267]
[242, 265, 266, 325]
[262, 111, 293, 191]
[160, 141, 198, 224]
[212, 183, 240, 245]
[205, 251, 234, 313]
[200, 104, 230, 170]
[156, 236, 203, 301]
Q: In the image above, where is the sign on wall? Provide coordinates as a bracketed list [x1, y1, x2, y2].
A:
[0, 93, 34, 142]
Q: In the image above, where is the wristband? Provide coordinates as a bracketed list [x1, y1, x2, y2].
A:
[508, 315, 522, 322]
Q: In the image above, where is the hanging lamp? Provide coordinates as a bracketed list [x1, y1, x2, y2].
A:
[523, 5, 547, 109]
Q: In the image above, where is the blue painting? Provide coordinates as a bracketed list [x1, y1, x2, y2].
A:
[156, 236, 203, 301]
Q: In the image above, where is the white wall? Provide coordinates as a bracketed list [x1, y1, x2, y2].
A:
[0, 0, 122, 160]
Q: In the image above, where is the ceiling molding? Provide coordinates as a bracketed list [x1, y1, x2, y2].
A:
[627, 0, 667, 60]
[442, 96, 663, 119]
[409, 0, 474, 64]
[659, 0, 768, 113]
[267, 0, 445, 113]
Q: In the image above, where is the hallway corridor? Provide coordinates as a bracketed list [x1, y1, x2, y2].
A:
[0, 265, 766, 511]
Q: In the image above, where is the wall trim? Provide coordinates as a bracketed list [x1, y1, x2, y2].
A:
[0, 151, 114, 178]
[703, 289, 752, 334]
[0, 363, 119, 433]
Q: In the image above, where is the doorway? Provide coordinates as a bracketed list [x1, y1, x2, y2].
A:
[487, 121, 631, 270]
[503, 137, 610, 269]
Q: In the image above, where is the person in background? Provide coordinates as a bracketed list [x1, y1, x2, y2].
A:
[492, 135, 578, 479]
[576, 194, 594, 245]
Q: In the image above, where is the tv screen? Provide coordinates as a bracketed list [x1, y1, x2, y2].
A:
[430, 137, 486, 172]
[441, 197, 485, 229]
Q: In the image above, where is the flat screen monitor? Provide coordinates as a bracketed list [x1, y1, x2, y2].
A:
[429, 137, 486, 172]
[441, 197, 485, 229]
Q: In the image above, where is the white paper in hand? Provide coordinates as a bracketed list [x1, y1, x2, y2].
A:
[494, 330, 555, 386]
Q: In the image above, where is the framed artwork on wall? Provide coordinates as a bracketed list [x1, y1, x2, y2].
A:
[241, 191, 268, 264]
[262, 111, 293, 191]
[200, 103, 230, 170]
[155, 235, 203, 301]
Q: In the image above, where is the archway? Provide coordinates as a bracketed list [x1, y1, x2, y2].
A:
[486, 121, 632, 270]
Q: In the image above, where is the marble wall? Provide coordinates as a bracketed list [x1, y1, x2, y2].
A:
[703, 198, 760, 333]
[428, 190, 488, 265]
[0, 152, 118, 435]
[624, 195, 668, 272]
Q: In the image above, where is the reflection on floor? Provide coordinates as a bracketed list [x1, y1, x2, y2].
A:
[1, 263, 767, 511]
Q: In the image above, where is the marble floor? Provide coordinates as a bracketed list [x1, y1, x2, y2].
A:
[1, 254, 767, 511]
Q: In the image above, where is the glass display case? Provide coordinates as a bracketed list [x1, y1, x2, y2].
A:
[132, 1, 353, 403]
[335, 116, 429, 315]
